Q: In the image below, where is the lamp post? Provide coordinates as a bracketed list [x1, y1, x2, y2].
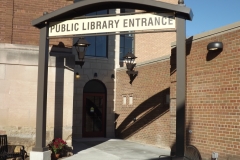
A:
[74, 37, 90, 68]
[123, 52, 138, 76]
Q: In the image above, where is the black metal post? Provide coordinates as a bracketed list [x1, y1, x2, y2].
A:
[32, 22, 49, 152]
[176, 13, 186, 157]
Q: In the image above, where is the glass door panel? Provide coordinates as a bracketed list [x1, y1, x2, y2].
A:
[83, 93, 105, 137]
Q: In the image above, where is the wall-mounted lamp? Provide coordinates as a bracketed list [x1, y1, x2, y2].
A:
[111, 74, 115, 79]
[74, 37, 90, 68]
[75, 72, 80, 79]
[207, 42, 223, 51]
[178, 0, 184, 4]
[94, 73, 98, 78]
[123, 52, 138, 76]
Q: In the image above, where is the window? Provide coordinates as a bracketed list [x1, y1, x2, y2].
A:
[129, 95, 133, 105]
[120, 34, 134, 60]
[85, 10, 108, 57]
[120, 9, 135, 60]
[123, 96, 126, 105]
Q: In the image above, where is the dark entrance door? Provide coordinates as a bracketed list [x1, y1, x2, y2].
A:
[82, 80, 106, 137]
[82, 93, 105, 137]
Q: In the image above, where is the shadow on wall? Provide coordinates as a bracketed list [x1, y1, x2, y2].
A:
[170, 36, 193, 76]
[186, 107, 193, 147]
[129, 73, 138, 84]
[49, 42, 74, 139]
[206, 49, 223, 61]
[115, 88, 170, 140]
[168, 36, 193, 155]
[54, 55, 64, 138]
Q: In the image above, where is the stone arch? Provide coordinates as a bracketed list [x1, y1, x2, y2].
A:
[83, 79, 107, 94]
[82, 79, 107, 137]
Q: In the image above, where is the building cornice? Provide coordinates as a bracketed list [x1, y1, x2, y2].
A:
[116, 54, 170, 71]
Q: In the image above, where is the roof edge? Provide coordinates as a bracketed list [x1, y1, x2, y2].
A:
[171, 21, 240, 47]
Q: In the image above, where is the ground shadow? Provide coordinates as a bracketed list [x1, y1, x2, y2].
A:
[71, 139, 111, 154]
[71, 139, 169, 159]
[70, 88, 170, 154]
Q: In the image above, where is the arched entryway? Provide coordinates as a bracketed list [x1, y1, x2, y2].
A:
[32, 0, 192, 157]
[82, 80, 107, 137]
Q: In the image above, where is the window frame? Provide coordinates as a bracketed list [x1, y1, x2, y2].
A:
[119, 8, 135, 61]
[85, 10, 109, 58]
[120, 34, 135, 60]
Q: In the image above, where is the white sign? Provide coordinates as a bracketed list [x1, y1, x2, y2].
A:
[49, 13, 175, 37]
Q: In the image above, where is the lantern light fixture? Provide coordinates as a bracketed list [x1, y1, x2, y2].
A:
[123, 52, 138, 76]
[74, 37, 90, 68]
[75, 72, 80, 79]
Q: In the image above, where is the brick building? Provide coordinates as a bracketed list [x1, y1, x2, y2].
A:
[0, 0, 177, 151]
[1, 0, 240, 160]
[116, 21, 240, 160]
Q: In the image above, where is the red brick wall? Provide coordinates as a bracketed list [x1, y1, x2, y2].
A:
[184, 30, 240, 160]
[135, 32, 176, 63]
[0, 0, 73, 46]
[0, 0, 14, 43]
[117, 27, 240, 159]
[115, 60, 171, 148]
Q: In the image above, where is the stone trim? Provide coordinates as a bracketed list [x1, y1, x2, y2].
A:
[0, 43, 73, 66]
[116, 54, 170, 71]
[0, 43, 39, 51]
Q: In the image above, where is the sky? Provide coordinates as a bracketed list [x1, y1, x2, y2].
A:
[184, 0, 240, 37]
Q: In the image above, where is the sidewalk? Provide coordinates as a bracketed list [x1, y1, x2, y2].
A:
[62, 138, 171, 160]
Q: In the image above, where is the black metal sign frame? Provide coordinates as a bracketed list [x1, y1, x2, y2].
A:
[32, 0, 193, 157]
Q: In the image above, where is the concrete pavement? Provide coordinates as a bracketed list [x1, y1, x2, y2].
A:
[62, 138, 171, 160]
